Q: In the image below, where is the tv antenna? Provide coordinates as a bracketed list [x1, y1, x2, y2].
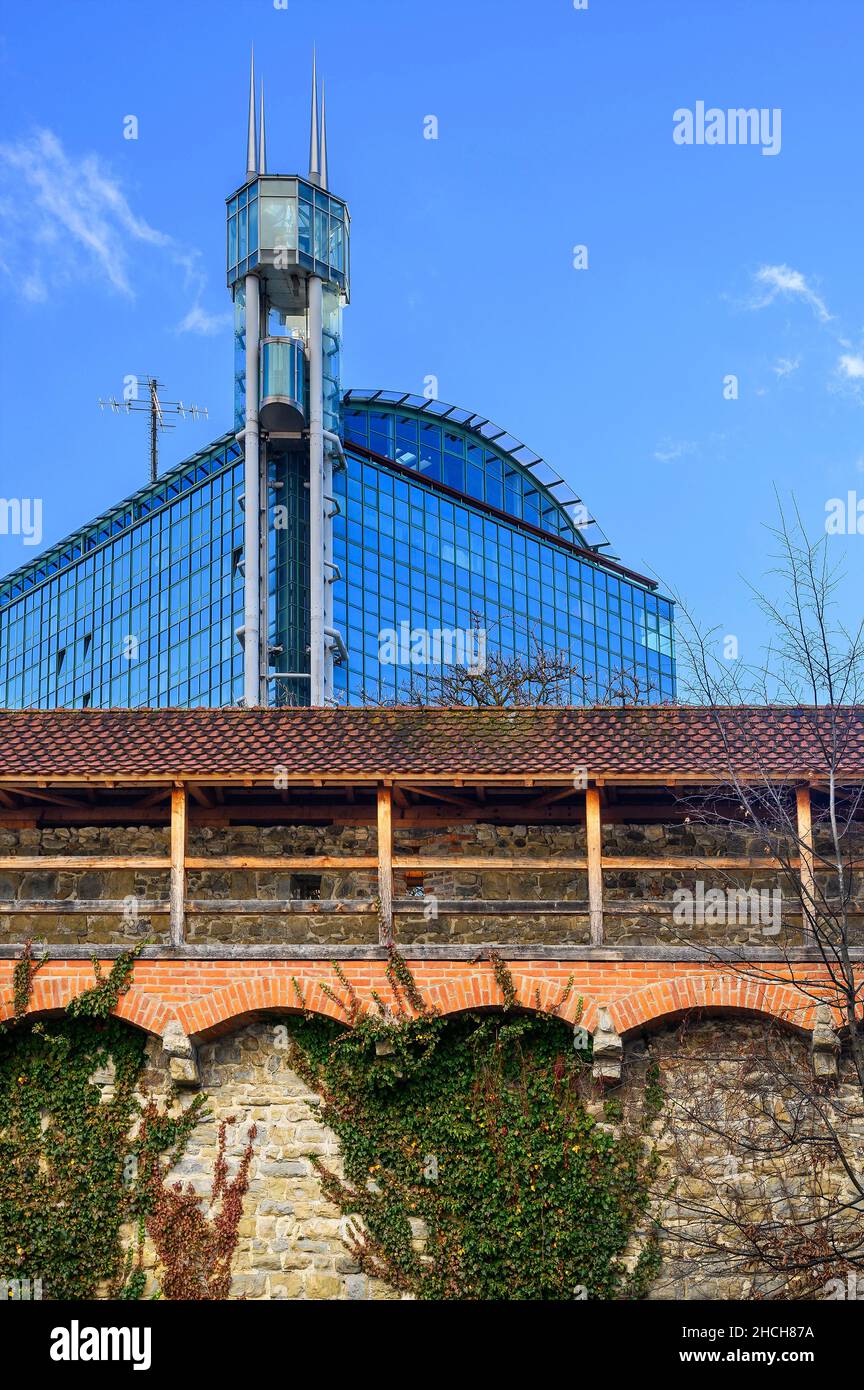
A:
[98, 376, 208, 483]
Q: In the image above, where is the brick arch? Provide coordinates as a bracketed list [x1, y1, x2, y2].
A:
[0, 976, 169, 1039]
[609, 974, 817, 1039]
[174, 977, 353, 1043]
[172, 970, 593, 1043]
[425, 970, 594, 1030]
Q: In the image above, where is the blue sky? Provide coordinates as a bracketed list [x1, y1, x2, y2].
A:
[1, 0, 862, 672]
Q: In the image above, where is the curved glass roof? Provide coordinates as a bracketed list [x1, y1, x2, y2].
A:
[343, 388, 617, 558]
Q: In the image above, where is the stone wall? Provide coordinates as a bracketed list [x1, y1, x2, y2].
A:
[125, 1013, 860, 1300]
[1, 819, 860, 948]
[137, 1021, 400, 1300]
[0, 826, 169, 946]
[627, 1017, 862, 1300]
[187, 825, 379, 946]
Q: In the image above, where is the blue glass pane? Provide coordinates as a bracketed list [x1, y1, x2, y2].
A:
[314, 208, 327, 261]
[298, 201, 312, 255]
[329, 219, 344, 271]
[443, 456, 464, 490]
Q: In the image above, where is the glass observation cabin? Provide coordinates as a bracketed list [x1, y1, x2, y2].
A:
[227, 175, 350, 431]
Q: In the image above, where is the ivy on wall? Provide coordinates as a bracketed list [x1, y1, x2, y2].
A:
[1, 945, 661, 1301]
[0, 943, 251, 1301]
[0, 1015, 195, 1299]
[288, 957, 662, 1300]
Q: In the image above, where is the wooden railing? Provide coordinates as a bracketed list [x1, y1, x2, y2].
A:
[0, 783, 860, 953]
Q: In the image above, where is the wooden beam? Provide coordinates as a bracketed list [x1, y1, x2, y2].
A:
[0, 852, 839, 874]
[0, 856, 170, 871]
[169, 785, 187, 948]
[5, 787, 91, 808]
[184, 856, 377, 871]
[586, 787, 604, 945]
[132, 788, 172, 809]
[377, 785, 393, 944]
[600, 855, 795, 870]
[392, 856, 588, 871]
[0, 898, 860, 923]
[796, 784, 815, 930]
[0, 900, 170, 915]
[187, 784, 215, 808]
[400, 785, 475, 810]
[2, 771, 863, 790]
[524, 787, 581, 811]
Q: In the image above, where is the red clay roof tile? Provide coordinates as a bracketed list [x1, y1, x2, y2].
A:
[0, 705, 862, 782]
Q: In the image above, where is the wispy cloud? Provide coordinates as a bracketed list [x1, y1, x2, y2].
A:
[838, 353, 864, 381]
[0, 128, 169, 296]
[653, 439, 697, 463]
[177, 303, 233, 337]
[833, 351, 864, 403]
[0, 127, 228, 334]
[772, 355, 800, 377]
[748, 264, 832, 323]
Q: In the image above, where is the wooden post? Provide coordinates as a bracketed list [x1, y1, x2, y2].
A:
[377, 784, 394, 944]
[586, 786, 603, 945]
[796, 784, 815, 932]
[170, 784, 187, 948]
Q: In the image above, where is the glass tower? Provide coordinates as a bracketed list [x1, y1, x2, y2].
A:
[0, 60, 675, 712]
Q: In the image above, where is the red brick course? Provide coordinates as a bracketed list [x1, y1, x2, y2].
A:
[0, 959, 842, 1041]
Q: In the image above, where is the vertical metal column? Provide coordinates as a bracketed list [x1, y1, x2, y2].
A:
[308, 275, 325, 706]
[243, 273, 261, 707]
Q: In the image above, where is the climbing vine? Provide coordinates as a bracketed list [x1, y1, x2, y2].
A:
[66, 940, 149, 1019]
[0, 1016, 200, 1299]
[2, 938, 48, 1029]
[286, 955, 662, 1300]
[140, 1113, 257, 1300]
[0, 943, 255, 1300]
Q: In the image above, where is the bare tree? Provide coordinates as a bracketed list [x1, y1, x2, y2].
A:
[363, 613, 662, 708]
[654, 498, 864, 1298]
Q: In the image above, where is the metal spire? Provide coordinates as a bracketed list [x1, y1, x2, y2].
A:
[309, 48, 320, 185]
[246, 47, 257, 178]
[258, 78, 267, 174]
[319, 80, 328, 190]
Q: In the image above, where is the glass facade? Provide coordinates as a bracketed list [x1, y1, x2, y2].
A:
[344, 398, 587, 544]
[0, 436, 244, 709]
[227, 178, 348, 296]
[330, 404, 675, 706]
[0, 396, 675, 711]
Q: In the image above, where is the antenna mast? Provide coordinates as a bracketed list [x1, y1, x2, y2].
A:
[98, 376, 208, 483]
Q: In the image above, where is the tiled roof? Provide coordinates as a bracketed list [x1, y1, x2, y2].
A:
[0, 705, 862, 783]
